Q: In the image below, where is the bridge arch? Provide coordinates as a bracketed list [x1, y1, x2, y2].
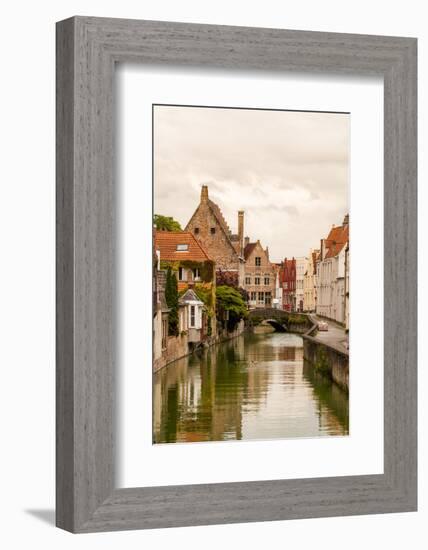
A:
[262, 319, 287, 332]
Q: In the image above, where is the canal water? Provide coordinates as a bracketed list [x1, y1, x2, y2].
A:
[153, 332, 349, 444]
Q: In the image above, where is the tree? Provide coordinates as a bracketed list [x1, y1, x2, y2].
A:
[215, 268, 239, 288]
[165, 267, 179, 336]
[154, 214, 182, 232]
[216, 285, 248, 331]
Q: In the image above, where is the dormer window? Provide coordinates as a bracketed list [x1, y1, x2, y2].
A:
[176, 244, 188, 251]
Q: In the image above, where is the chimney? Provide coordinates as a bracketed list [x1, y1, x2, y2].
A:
[201, 185, 209, 203]
[238, 211, 244, 256]
[343, 213, 349, 226]
[244, 236, 250, 248]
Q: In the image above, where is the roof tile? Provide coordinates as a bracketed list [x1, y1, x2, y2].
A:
[155, 231, 213, 262]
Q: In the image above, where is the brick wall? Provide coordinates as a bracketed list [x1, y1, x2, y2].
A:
[186, 201, 240, 272]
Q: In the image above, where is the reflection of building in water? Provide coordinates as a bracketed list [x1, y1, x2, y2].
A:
[154, 337, 272, 443]
[317, 403, 348, 436]
[153, 333, 349, 444]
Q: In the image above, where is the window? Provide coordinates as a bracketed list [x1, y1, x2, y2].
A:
[255, 277, 260, 285]
[210, 227, 216, 234]
[194, 227, 199, 234]
[176, 244, 188, 251]
[193, 268, 201, 281]
[258, 291, 264, 302]
[284, 282, 288, 289]
[265, 292, 272, 306]
[245, 276, 251, 285]
[178, 267, 184, 281]
[190, 305, 196, 328]
[264, 277, 270, 285]
[255, 257, 261, 266]
[250, 291, 257, 301]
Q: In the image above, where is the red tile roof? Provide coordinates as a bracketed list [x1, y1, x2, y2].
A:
[155, 231, 213, 262]
[324, 225, 349, 259]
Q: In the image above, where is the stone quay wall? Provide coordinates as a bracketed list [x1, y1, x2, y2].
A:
[302, 319, 349, 392]
[154, 319, 246, 373]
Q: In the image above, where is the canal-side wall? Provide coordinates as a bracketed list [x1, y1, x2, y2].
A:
[154, 332, 189, 373]
[302, 335, 349, 392]
[154, 319, 246, 372]
[216, 319, 245, 342]
[302, 318, 349, 392]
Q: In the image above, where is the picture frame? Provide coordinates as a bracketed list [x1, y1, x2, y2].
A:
[56, 16, 417, 533]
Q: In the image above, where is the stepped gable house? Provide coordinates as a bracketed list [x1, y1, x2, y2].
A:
[185, 185, 245, 287]
[243, 239, 276, 309]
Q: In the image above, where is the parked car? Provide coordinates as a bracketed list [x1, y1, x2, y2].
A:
[317, 321, 329, 331]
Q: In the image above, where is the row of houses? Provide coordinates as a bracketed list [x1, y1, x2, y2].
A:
[153, 185, 350, 370]
[283, 215, 349, 327]
[314, 215, 349, 328]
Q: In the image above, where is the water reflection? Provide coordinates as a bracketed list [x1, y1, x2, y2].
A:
[153, 332, 349, 444]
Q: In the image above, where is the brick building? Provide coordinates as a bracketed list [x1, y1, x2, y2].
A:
[243, 240, 276, 309]
[185, 185, 245, 287]
[280, 258, 297, 311]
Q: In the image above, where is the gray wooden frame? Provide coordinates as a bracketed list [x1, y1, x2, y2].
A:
[56, 16, 417, 533]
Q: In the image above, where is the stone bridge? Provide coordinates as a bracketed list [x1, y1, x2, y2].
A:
[248, 308, 311, 334]
[248, 308, 290, 332]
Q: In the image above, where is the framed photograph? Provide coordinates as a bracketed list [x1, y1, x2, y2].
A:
[56, 17, 417, 532]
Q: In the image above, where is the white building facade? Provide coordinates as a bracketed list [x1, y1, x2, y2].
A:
[295, 257, 307, 312]
[316, 217, 349, 324]
[303, 249, 319, 312]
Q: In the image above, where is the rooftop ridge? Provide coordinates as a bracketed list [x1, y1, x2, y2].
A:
[208, 199, 232, 237]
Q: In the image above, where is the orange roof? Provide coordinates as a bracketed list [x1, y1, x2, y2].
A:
[178, 281, 212, 292]
[155, 231, 213, 262]
[324, 225, 349, 259]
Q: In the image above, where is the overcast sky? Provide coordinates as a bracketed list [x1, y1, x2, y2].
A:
[154, 105, 349, 262]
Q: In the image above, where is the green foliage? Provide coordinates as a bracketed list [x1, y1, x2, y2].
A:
[154, 214, 182, 232]
[287, 313, 309, 325]
[194, 284, 213, 309]
[216, 285, 248, 331]
[165, 267, 179, 336]
[158, 260, 214, 283]
[249, 315, 263, 326]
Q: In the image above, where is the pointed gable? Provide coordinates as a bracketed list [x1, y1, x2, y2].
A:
[243, 242, 257, 260]
[185, 185, 242, 271]
[179, 288, 203, 304]
[324, 224, 349, 259]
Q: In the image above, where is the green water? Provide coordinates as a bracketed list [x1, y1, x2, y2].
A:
[153, 332, 349, 444]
